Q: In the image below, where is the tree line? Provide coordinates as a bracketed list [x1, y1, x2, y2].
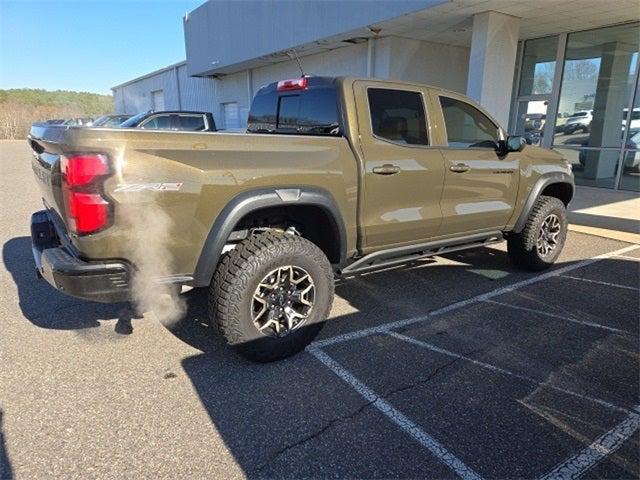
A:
[0, 89, 113, 139]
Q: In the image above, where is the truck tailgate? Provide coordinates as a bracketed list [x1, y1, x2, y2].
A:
[28, 124, 69, 227]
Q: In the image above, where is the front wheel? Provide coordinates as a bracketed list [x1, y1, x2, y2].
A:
[210, 231, 334, 362]
[507, 196, 568, 271]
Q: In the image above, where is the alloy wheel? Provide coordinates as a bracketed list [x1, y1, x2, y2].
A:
[251, 265, 315, 337]
[536, 214, 561, 257]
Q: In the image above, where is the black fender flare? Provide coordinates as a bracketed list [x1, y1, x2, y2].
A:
[512, 172, 574, 233]
[192, 187, 347, 287]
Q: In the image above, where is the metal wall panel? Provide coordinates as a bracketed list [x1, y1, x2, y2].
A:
[112, 68, 180, 114]
[184, 0, 442, 76]
[112, 36, 470, 129]
[252, 42, 369, 90]
[112, 63, 217, 116]
[176, 63, 217, 112]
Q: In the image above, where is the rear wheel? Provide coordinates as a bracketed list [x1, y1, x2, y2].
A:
[210, 230, 334, 362]
[507, 195, 568, 271]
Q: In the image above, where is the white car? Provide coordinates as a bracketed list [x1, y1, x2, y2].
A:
[622, 108, 640, 132]
[563, 110, 592, 135]
[624, 130, 640, 173]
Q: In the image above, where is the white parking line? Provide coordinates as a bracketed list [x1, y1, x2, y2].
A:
[560, 275, 640, 292]
[483, 300, 632, 335]
[307, 244, 640, 478]
[386, 331, 631, 414]
[313, 245, 640, 348]
[613, 254, 640, 262]
[308, 347, 484, 480]
[538, 407, 640, 480]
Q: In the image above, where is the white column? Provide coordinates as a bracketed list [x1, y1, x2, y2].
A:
[367, 37, 376, 77]
[246, 69, 253, 105]
[466, 11, 520, 128]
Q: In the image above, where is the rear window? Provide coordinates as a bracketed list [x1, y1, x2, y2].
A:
[120, 112, 148, 127]
[247, 77, 341, 136]
[178, 115, 207, 131]
[140, 115, 173, 130]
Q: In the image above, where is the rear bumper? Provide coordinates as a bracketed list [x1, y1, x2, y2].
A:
[31, 210, 130, 303]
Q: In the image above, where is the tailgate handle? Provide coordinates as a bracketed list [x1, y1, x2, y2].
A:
[450, 163, 470, 173]
[373, 164, 400, 175]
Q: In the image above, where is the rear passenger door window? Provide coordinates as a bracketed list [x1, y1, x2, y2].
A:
[439, 96, 499, 148]
[367, 88, 428, 146]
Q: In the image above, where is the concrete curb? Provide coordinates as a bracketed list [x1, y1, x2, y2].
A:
[569, 224, 640, 245]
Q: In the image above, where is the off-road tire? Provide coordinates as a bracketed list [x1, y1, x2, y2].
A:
[210, 231, 334, 362]
[507, 195, 568, 271]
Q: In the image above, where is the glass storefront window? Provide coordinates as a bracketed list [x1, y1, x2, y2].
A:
[512, 37, 558, 145]
[555, 148, 622, 189]
[554, 23, 638, 149]
[552, 22, 639, 189]
[514, 100, 548, 146]
[518, 36, 558, 96]
[620, 78, 640, 192]
[512, 23, 640, 190]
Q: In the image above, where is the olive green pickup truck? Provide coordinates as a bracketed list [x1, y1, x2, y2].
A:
[28, 76, 574, 362]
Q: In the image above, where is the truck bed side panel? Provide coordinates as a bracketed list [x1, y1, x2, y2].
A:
[28, 127, 359, 277]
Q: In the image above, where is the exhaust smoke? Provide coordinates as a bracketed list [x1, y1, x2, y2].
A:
[121, 202, 186, 325]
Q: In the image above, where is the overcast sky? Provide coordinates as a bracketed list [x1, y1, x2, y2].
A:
[0, 0, 203, 95]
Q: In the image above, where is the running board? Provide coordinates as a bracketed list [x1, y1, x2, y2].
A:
[339, 231, 504, 276]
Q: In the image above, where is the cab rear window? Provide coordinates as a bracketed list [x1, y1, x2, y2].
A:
[247, 77, 341, 136]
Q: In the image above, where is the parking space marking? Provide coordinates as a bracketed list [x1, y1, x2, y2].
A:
[314, 244, 640, 349]
[538, 407, 640, 480]
[559, 275, 640, 292]
[308, 347, 484, 480]
[613, 255, 640, 262]
[307, 245, 639, 478]
[386, 331, 630, 414]
[483, 300, 632, 335]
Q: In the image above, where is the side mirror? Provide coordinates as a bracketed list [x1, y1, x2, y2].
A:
[506, 135, 526, 152]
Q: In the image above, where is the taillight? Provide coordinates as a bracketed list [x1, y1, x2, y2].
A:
[62, 154, 109, 186]
[277, 76, 308, 91]
[61, 153, 112, 235]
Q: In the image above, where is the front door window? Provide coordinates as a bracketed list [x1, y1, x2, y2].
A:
[437, 95, 518, 235]
[439, 96, 499, 149]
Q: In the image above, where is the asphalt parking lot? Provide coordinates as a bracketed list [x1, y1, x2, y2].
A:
[1, 140, 639, 479]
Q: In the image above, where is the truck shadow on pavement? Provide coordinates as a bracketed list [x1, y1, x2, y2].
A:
[2, 237, 136, 332]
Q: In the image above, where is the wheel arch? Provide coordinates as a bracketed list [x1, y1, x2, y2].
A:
[192, 187, 347, 287]
[513, 172, 574, 233]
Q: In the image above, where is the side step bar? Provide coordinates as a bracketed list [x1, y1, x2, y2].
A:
[339, 231, 504, 276]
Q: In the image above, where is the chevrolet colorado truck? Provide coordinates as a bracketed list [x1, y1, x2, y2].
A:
[28, 76, 574, 362]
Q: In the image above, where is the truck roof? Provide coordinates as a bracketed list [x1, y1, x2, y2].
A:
[249, 75, 500, 136]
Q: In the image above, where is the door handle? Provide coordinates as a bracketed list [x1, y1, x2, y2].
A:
[450, 163, 470, 173]
[373, 164, 401, 175]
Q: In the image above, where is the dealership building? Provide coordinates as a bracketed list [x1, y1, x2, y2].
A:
[112, 0, 640, 192]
